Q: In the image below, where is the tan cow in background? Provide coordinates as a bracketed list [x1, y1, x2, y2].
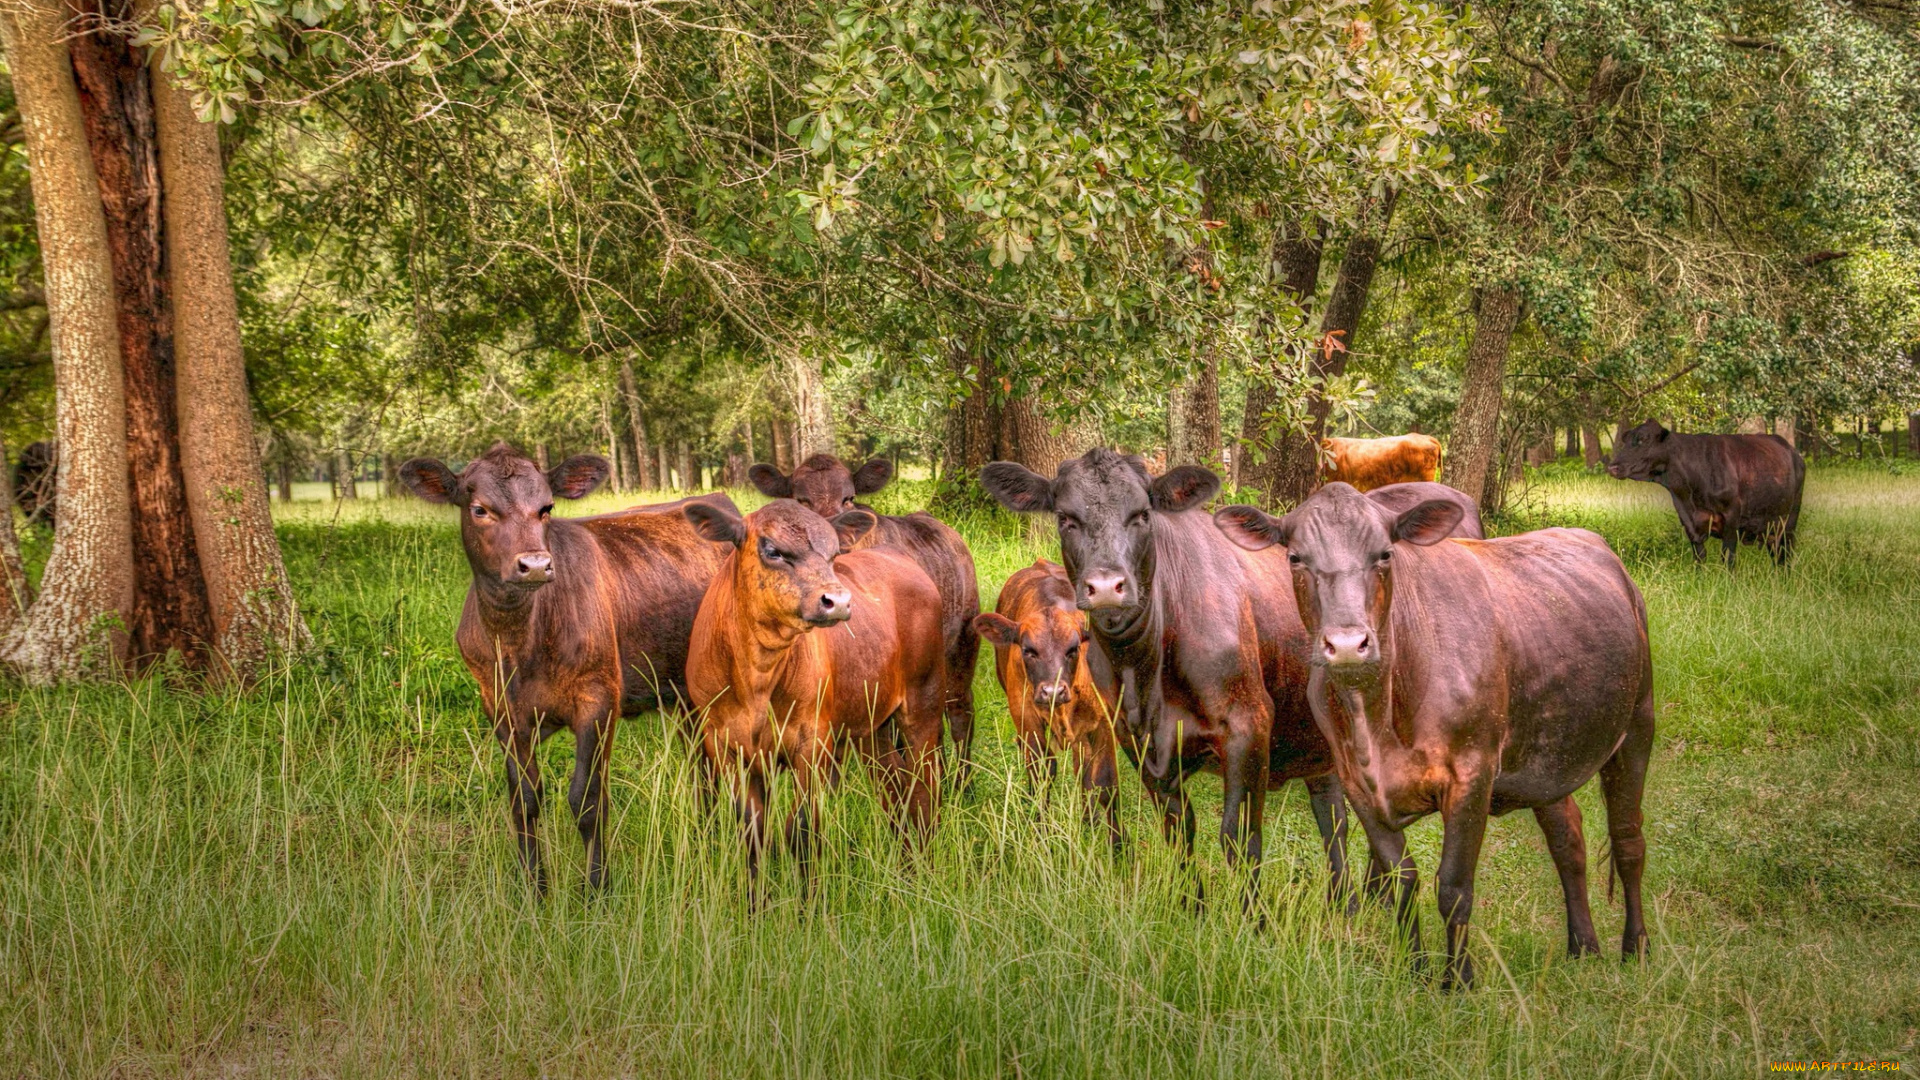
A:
[1320, 433, 1442, 491]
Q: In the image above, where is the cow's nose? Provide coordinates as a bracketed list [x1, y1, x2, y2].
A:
[512, 551, 553, 584]
[811, 587, 853, 625]
[1082, 571, 1129, 609]
[1033, 682, 1071, 707]
[1322, 628, 1373, 666]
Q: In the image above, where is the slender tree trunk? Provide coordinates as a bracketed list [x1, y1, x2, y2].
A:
[275, 458, 293, 502]
[534, 443, 550, 472]
[676, 439, 695, 491]
[770, 416, 793, 472]
[655, 441, 672, 490]
[785, 346, 833, 458]
[1908, 413, 1920, 458]
[1240, 219, 1326, 505]
[69, 4, 213, 664]
[1581, 422, 1602, 468]
[0, 1, 135, 681]
[725, 424, 750, 486]
[1167, 349, 1221, 469]
[1447, 285, 1524, 507]
[618, 354, 650, 487]
[0, 437, 30, 637]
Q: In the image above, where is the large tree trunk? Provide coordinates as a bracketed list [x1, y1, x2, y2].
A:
[1167, 348, 1221, 469]
[0, 1, 135, 681]
[1582, 422, 1603, 468]
[770, 415, 793, 472]
[1447, 285, 1524, 507]
[676, 439, 696, 491]
[69, 4, 214, 664]
[1003, 397, 1092, 478]
[1240, 219, 1326, 504]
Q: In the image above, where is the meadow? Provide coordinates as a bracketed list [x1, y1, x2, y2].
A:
[2, 464, 1917, 1078]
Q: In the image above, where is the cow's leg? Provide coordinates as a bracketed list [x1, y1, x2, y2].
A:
[498, 715, 545, 893]
[1668, 492, 1706, 562]
[1353, 808, 1421, 970]
[1305, 773, 1356, 913]
[1532, 796, 1601, 957]
[1218, 727, 1269, 915]
[566, 703, 617, 890]
[946, 628, 979, 789]
[1435, 777, 1495, 990]
[1721, 524, 1738, 570]
[900, 684, 947, 847]
[1601, 695, 1656, 960]
[786, 739, 832, 889]
[1013, 713, 1053, 809]
[720, 754, 772, 893]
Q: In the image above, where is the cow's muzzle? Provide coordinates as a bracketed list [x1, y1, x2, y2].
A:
[803, 586, 853, 627]
[1321, 627, 1375, 667]
[507, 550, 553, 586]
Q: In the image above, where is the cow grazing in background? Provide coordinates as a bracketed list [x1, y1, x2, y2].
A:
[683, 499, 947, 883]
[974, 560, 1120, 849]
[10, 440, 56, 527]
[980, 450, 1356, 906]
[749, 454, 982, 778]
[1605, 420, 1804, 568]
[1321, 434, 1442, 492]
[401, 443, 736, 891]
[1215, 485, 1655, 989]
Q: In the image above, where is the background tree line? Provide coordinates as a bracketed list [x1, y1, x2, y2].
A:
[0, 0, 1915, 685]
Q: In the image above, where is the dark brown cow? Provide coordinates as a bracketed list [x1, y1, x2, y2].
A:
[401, 444, 736, 890]
[1321, 434, 1443, 492]
[974, 560, 1120, 849]
[980, 450, 1355, 905]
[751, 454, 982, 775]
[683, 499, 947, 881]
[1215, 484, 1655, 989]
[1605, 420, 1804, 568]
[1360, 481, 1485, 539]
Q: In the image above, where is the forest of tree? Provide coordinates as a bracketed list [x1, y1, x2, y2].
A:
[0, 0, 1916, 684]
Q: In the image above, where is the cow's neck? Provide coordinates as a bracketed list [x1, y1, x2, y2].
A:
[1320, 607, 1425, 822]
[473, 578, 541, 652]
[716, 570, 816, 702]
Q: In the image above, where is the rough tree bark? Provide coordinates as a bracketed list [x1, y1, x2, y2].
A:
[618, 354, 651, 488]
[0, 0, 135, 681]
[1446, 285, 1524, 506]
[784, 346, 833, 458]
[1003, 396, 1094, 478]
[770, 416, 793, 471]
[69, 2, 214, 663]
[1582, 422, 1603, 468]
[1909, 413, 1919, 458]
[1240, 219, 1325, 504]
[676, 439, 695, 491]
[941, 338, 998, 480]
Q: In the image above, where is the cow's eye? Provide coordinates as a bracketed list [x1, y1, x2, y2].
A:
[1127, 511, 1149, 528]
[1287, 551, 1302, 564]
[759, 540, 784, 563]
[1023, 646, 1038, 659]
[539, 505, 553, 520]
[1377, 550, 1392, 565]
[1057, 515, 1080, 533]
[470, 504, 488, 519]
[842, 498, 854, 509]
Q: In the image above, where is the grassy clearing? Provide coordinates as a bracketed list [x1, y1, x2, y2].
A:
[2, 467, 1916, 1078]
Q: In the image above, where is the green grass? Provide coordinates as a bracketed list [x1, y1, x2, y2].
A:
[3, 466, 1916, 1077]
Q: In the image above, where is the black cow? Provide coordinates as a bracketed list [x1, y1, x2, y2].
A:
[1606, 421, 1804, 568]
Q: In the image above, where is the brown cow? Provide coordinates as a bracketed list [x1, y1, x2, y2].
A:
[1321, 434, 1442, 492]
[750, 454, 982, 777]
[683, 498, 947, 882]
[401, 443, 737, 890]
[1215, 484, 1655, 989]
[973, 560, 1120, 849]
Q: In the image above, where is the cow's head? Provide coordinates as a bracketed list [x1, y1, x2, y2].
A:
[685, 498, 874, 630]
[1214, 483, 1461, 681]
[980, 449, 1218, 635]
[1606, 421, 1671, 481]
[748, 453, 893, 517]
[973, 566, 1089, 709]
[402, 443, 609, 598]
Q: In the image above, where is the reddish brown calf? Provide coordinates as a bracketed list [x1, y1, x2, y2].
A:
[402, 443, 735, 891]
[1321, 434, 1442, 492]
[974, 560, 1120, 848]
[683, 499, 948, 882]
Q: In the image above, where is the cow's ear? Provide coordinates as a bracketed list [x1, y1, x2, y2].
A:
[748, 464, 792, 498]
[1214, 504, 1288, 551]
[830, 509, 876, 554]
[1150, 465, 1220, 512]
[400, 458, 462, 505]
[548, 455, 611, 500]
[1655, 425, 1670, 442]
[972, 612, 1021, 647]
[685, 502, 746, 546]
[851, 457, 894, 495]
[1392, 499, 1463, 546]
[980, 462, 1053, 513]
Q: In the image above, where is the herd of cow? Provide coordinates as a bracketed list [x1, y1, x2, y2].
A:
[397, 422, 1806, 990]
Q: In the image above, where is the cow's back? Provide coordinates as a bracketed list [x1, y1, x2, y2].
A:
[581, 493, 739, 712]
[868, 510, 980, 652]
[1323, 434, 1443, 492]
[1669, 433, 1804, 527]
